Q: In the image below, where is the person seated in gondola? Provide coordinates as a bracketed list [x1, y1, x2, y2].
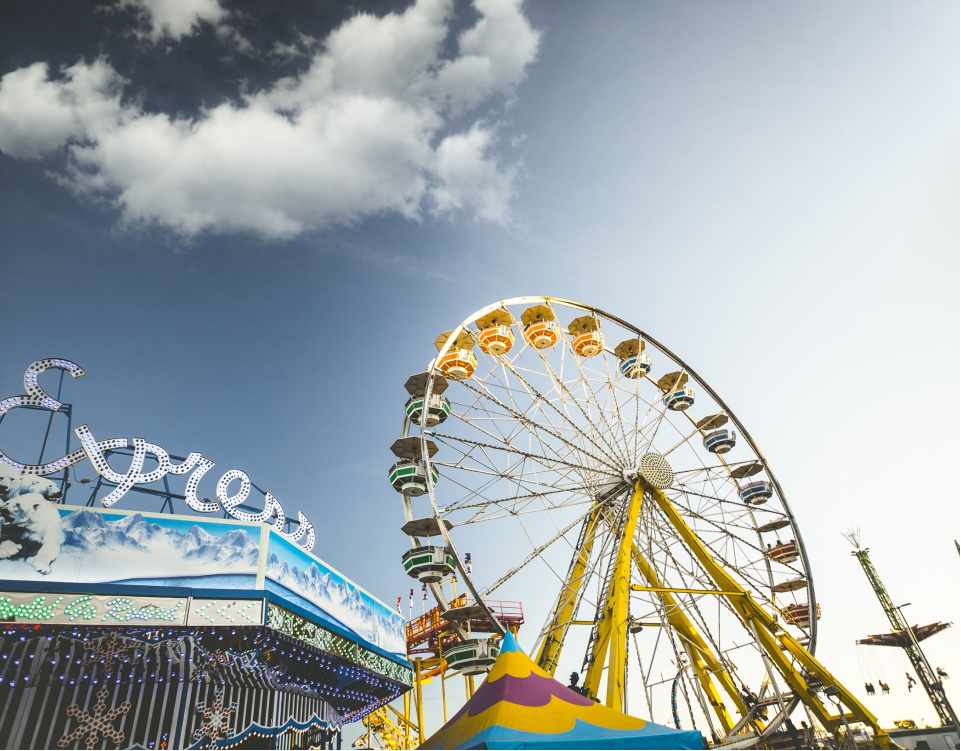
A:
[937, 667, 949, 680]
[906, 673, 916, 692]
[865, 682, 875, 695]
[880, 680, 890, 694]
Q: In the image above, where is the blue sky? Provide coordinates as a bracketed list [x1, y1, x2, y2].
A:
[0, 0, 957, 735]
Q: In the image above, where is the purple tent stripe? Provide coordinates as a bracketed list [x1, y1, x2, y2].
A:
[465, 672, 596, 716]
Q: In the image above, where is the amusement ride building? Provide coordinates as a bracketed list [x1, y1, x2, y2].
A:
[0, 359, 412, 750]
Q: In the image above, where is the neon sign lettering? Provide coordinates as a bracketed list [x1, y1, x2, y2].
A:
[0, 359, 315, 551]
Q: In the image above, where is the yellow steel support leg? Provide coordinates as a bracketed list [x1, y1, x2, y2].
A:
[645, 480, 895, 748]
[415, 657, 425, 746]
[439, 640, 448, 724]
[536, 504, 604, 675]
[584, 479, 645, 708]
[632, 544, 747, 735]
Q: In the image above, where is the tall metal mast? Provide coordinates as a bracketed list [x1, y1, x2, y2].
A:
[844, 529, 958, 728]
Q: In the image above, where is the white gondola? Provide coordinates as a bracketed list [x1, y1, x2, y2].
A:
[619, 353, 652, 379]
[739, 480, 773, 505]
[443, 638, 500, 675]
[702, 429, 736, 454]
[402, 546, 456, 583]
[663, 385, 695, 411]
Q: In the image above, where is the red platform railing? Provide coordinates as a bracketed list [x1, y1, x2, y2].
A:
[406, 596, 524, 654]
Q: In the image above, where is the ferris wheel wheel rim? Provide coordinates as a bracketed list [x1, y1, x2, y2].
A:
[411, 295, 817, 652]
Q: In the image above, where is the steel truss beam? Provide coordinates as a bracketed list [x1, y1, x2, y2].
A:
[646, 479, 896, 748]
[631, 544, 748, 736]
[535, 503, 605, 675]
[583, 479, 645, 708]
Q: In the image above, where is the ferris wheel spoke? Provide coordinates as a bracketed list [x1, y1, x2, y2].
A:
[599, 353, 636, 462]
[662, 425, 707, 457]
[658, 496, 766, 569]
[647, 502, 773, 600]
[525, 353, 628, 468]
[458, 378, 622, 473]
[583, 358, 636, 470]
[446, 408, 565, 470]
[435, 463, 601, 516]
[429, 431, 619, 479]
[479, 507, 595, 597]
[568, 365, 629, 469]
[439, 483, 609, 513]
[507, 351, 624, 466]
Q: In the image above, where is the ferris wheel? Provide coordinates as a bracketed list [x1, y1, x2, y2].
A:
[389, 297, 890, 746]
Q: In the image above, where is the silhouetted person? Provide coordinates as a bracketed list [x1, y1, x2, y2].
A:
[906, 673, 916, 692]
[880, 681, 890, 695]
[865, 682, 875, 695]
[937, 667, 949, 680]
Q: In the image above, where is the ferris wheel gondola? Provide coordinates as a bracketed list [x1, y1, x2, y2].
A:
[390, 297, 894, 747]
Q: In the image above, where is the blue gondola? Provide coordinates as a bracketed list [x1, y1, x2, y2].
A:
[663, 385, 695, 411]
[703, 429, 736, 454]
[619, 353, 652, 379]
[739, 480, 773, 505]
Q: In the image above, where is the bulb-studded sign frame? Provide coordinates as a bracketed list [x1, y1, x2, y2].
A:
[0, 358, 315, 551]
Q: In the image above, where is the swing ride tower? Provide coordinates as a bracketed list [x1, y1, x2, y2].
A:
[844, 530, 958, 729]
[390, 296, 897, 748]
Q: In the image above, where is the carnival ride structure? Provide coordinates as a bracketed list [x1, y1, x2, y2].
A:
[388, 296, 895, 749]
[0, 359, 412, 750]
[845, 530, 957, 730]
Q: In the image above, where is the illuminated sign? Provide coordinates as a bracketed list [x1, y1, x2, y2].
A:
[187, 598, 264, 626]
[0, 591, 187, 625]
[0, 359, 315, 551]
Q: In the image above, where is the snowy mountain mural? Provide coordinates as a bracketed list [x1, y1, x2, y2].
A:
[266, 536, 406, 656]
[0, 507, 260, 583]
[0, 503, 405, 658]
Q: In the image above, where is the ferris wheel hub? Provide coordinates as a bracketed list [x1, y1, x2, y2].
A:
[638, 452, 674, 489]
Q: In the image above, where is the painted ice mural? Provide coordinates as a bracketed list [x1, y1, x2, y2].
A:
[266, 533, 406, 657]
[0, 506, 260, 584]
[0, 501, 406, 658]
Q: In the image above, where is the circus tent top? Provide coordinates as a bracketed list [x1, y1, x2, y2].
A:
[421, 631, 705, 750]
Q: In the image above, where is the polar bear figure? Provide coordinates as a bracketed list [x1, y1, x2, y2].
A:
[0, 464, 22, 500]
[0, 492, 64, 574]
[16, 475, 63, 502]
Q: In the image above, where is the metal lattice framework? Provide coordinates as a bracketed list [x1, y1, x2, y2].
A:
[396, 296, 894, 747]
[845, 531, 958, 729]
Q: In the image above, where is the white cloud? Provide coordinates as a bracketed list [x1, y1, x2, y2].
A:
[0, 0, 538, 239]
[0, 59, 130, 161]
[106, 0, 229, 44]
[430, 124, 518, 224]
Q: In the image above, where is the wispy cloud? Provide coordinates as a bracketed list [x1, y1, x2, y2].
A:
[0, 0, 539, 239]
